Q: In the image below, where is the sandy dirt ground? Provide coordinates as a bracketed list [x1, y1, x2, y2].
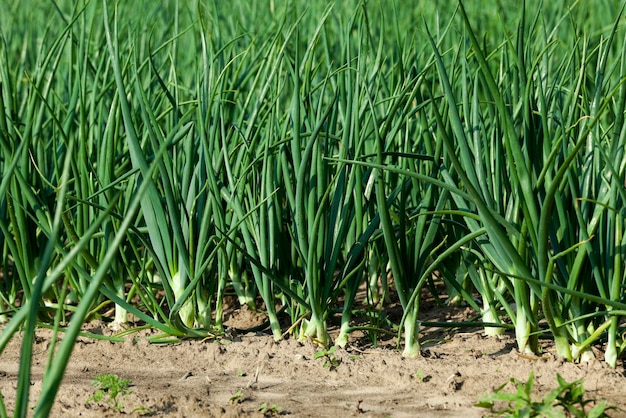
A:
[1, 305, 625, 418]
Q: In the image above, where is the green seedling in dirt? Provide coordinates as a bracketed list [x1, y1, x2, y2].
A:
[229, 389, 244, 405]
[413, 369, 432, 383]
[87, 374, 132, 412]
[414, 369, 425, 382]
[259, 402, 285, 416]
[313, 346, 341, 370]
[476, 371, 613, 417]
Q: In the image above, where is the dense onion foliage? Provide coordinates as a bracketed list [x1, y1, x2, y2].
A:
[1, 0, 625, 415]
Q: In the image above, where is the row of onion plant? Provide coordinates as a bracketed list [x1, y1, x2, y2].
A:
[421, 2, 626, 365]
[1, 0, 625, 416]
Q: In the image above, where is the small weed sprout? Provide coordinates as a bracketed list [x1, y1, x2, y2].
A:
[87, 374, 132, 412]
[259, 402, 285, 416]
[476, 372, 612, 417]
[313, 346, 341, 370]
[414, 369, 424, 382]
[229, 389, 244, 405]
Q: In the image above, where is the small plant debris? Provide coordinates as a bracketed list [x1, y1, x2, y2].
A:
[355, 399, 365, 414]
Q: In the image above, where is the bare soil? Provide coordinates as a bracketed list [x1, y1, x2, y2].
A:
[1, 305, 625, 417]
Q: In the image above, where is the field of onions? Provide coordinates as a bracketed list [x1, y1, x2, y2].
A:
[1, 0, 626, 416]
